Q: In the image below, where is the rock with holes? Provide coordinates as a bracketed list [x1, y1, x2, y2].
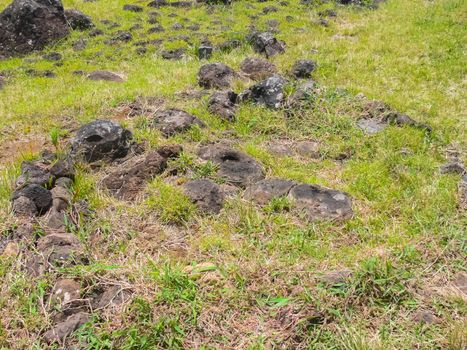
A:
[198, 62, 237, 89]
[249, 32, 285, 58]
[208, 91, 238, 121]
[0, 0, 69, 58]
[198, 144, 264, 187]
[245, 178, 296, 205]
[43, 312, 89, 343]
[240, 57, 277, 80]
[64, 9, 93, 30]
[183, 179, 224, 213]
[240, 75, 287, 109]
[71, 120, 132, 163]
[289, 184, 353, 221]
[12, 184, 52, 215]
[152, 109, 205, 136]
[103, 151, 167, 200]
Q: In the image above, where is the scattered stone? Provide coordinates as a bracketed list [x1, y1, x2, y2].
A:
[440, 162, 465, 175]
[291, 59, 316, 78]
[218, 39, 241, 53]
[16, 160, 54, 188]
[36, 232, 84, 265]
[50, 279, 81, 305]
[64, 9, 94, 30]
[103, 151, 167, 200]
[245, 178, 296, 205]
[123, 4, 144, 12]
[43, 52, 62, 61]
[357, 118, 386, 135]
[12, 185, 52, 215]
[161, 48, 185, 60]
[152, 109, 205, 136]
[183, 179, 224, 213]
[413, 310, 441, 325]
[156, 144, 183, 159]
[0, 0, 69, 57]
[92, 285, 130, 309]
[70, 120, 133, 163]
[289, 184, 353, 221]
[267, 143, 294, 157]
[43, 312, 89, 343]
[198, 144, 264, 187]
[208, 91, 238, 121]
[198, 62, 237, 89]
[249, 32, 285, 58]
[459, 174, 467, 210]
[87, 70, 125, 82]
[240, 75, 287, 109]
[295, 141, 320, 159]
[240, 57, 277, 80]
[198, 44, 213, 60]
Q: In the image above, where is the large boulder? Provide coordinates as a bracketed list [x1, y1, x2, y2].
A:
[70, 120, 133, 163]
[0, 0, 69, 58]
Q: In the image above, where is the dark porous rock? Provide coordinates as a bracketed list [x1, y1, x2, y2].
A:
[198, 144, 264, 187]
[240, 75, 287, 109]
[0, 0, 69, 57]
[161, 48, 185, 60]
[208, 91, 238, 121]
[240, 56, 277, 81]
[50, 158, 75, 179]
[13, 184, 52, 215]
[51, 185, 72, 212]
[198, 44, 213, 60]
[440, 161, 465, 175]
[110, 30, 132, 43]
[36, 232, 84, 265]
[157, 144, 183, 159]
[12, 196, 38, 217]
[183, 179, 224, 214]
[291, 59, 316, 78]
[43, 52, 62, 61]
[249, 31, 285, 58]
[152, 109, 205, 136]
[103, 151, 167, 200]
[70, 120, 133, 163]
[289, 184, 353, 221]
[357, 118, 386, 135]
[148, 0, 167, 7]
[123, 4, 144, 12]
[87, 70, 125, 82]
[64, 9, 94, 30]
[245, 178, 296, 205]
[217, 39, 241, 53]
[413, 310, 441, 325]
[198, 62, 237, 89]
[16, 160, 54, 188]
[43, 312, 89, 343]
[383, 112, 432, 132]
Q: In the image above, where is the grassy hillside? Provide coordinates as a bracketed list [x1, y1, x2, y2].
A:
[0, 0, 465, 349]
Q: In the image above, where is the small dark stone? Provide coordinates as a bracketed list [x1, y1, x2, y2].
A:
[13, 184, 52, 215]
[198, 44, 213, 60]
[240, 75, 287, 109]
[123, 4, 144, 12]
[245, 178, 296, 205]
[240, 57, 277, 80]
[249, 31, 285, 58]
[198, 62, 237, 89]
[64, 9, 94, 30]
[184, 179, 224, 214]
[43, 312, 89, 343]
[291, 59, 316, 78]
[152, 109, 205, 136]
[87, 70, 125, 82]
[208, 91, 238, 121]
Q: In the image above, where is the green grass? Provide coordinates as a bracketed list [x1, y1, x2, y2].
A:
[0, 0, 466, 348]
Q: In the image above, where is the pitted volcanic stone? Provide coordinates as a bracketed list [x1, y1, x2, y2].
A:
[152, 109, 205, 136]
[245, 178, 296, 205]
[198, 144, 264, 187]
[16, 160, 54, 188]
[249, 32, 285, 58]
[240, 75, 287, 109]
[289, 184, 353, 221]
[198, 62, 237, 89]
[183, 179, 224, 213]
[12, 184, 52, 214]
[64, 9, 94, 30]
[208, 91, 238, 121]
[71, 120, 132, 162]
[0, 0, 69, 57]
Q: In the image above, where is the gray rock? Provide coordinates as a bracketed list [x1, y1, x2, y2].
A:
[240, 75, 287, 109]
[207, 91, 238, 121]
[198, 144, 264, 187]
[64, 9, 93, 30]
[289, 184, 353, 221]
[198, 62, 237, 89]
[240, 57, 277, 80]
[43, 312, 89, 343]
[245, 178, 296, 205]
[152, 109, 205, 136]
[183, 179, 224, 213]
[357, 118, 387, 135]
[291, 59, 316, 78]
[87, 70, 125, 82]
[70, 120, 133, 163]
[0, 0, 69, 57]
[249, 31, 285, 58]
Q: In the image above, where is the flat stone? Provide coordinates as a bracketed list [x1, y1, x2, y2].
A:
[87, 70, 125, 82]
[357, 118, 387, 135]
[50, 279, 81, 305]
[152, 109, 205, 136]
[289, 184, 353, 221]
[245, 178, 296, 205]
[43, 312, 89, 343]
[183, 179, 224, 214]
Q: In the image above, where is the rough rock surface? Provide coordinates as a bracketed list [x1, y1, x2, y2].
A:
[291, 59, 316, 78]
[207, 91, 238, 121]
[50, 279, 81, 305]
[240, 75, 287, 109]
[70, 120, 132, 162]
[43, 312, 89, 343]
[198, 62, 237, 89]
[240, 57, 277, 80]
[198, 144, 264, 187]
[12, 184, 52, 215]
[249, 32, 285, 58]
[183, 179, 224, 213]
[152, 109, 205, 136]
[245, 178, 296, 205]
[36, 232, 84, 265]
[0, 0, 69, 58]
[87, 70, 125, 82]
[103, 151, 167, 200]
[64, 9, 93, 30]
[289, 184, 353, 221]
